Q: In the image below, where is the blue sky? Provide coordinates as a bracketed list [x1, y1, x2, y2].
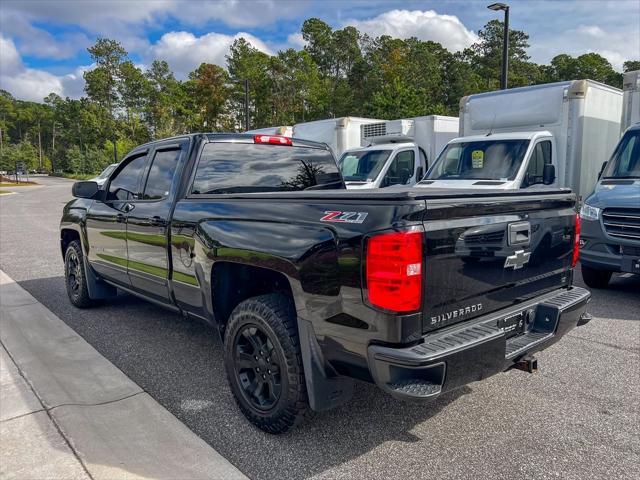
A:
[1, 0, 638, 101]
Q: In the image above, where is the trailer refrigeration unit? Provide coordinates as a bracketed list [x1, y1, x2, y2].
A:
[292, 117, 383, 158]
[419, 80, 623, 199]
[336, 115, 459, 189]
[621, 70, 640, 133]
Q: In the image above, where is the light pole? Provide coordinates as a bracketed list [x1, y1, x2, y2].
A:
[243, 78, 249, 132]
[488, 2, 510, 90]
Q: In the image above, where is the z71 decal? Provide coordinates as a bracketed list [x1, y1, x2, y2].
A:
[320, 211, 368, 224]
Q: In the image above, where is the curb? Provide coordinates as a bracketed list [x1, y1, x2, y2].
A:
[0, 270, 248, 480]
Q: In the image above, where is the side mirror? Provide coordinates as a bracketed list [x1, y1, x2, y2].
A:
[72, 181, 99, 199]
[543, 164, 556, 185]
[598, 161, 608, 180]
[416, 166, 424, 181]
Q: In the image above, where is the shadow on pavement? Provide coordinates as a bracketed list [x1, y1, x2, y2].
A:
[18, 275, 470, 480]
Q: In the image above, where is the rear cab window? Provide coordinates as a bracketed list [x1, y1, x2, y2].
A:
[191, 143, 344, 194]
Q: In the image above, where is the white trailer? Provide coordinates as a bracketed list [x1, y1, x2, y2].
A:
[622, 70, 640, 133]
[336, 115, 458, 189]
[419, 80, 622, 198]
[245, 125, 293, 136]
[292, 117, 383, 157]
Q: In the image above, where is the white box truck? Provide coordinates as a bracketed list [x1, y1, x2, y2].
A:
[292, 117, 383, 158]
[418, 80, 622, 198]
[622, 70, 640, 133]
[336, 115, 459, 189]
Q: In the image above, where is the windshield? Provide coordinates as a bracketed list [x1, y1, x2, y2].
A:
[602, 129, 640, 179]
[98, 164, 117, 179]
[338, 149, 391, 182]
[425, 139, 530, 181]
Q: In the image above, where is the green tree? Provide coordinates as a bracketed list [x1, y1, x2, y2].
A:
[546, 53, 622, 87]
[466, 19, 541, 89]
[623, 60, 640, 73]
[227, 38, 272, 129]
[186, 63, 232, 131]
[83, 38, 128, 161]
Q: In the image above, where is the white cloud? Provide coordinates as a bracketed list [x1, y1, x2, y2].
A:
[0, 35, 87, 101]
[344, 9, 478, 52]
[147, 31, 271, 78]
[286, 32, 307, 49]
[0, 11, 90, 60]
[529, 23, 639, 71]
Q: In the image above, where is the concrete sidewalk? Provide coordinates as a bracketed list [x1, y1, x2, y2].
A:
[0, 270, 247, 480]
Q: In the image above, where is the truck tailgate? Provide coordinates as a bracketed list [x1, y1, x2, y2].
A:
[421, 191, 577, 333]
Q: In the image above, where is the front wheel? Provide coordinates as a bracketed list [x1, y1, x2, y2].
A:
[64, 240, 97, 308]
[223, 294, 308, 434]
[581, 264, 612, 289]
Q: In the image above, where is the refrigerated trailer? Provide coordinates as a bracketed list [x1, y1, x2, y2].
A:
[622, 70, 640, 133]
[292, 117, 383, 157]
[419, 80, 623, 198]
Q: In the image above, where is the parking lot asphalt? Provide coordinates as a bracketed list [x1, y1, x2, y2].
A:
[1, 176, 638, 480]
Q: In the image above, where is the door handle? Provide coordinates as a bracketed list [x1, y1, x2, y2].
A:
[508, 222, 531, 246]
[116, 213, 126, 223]
[150, 216, 167, 227]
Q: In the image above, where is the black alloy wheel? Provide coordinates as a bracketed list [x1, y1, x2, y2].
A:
[66, 248, 82, 297]
[233, 324, 282, 411]
[64, 240, 96, 308]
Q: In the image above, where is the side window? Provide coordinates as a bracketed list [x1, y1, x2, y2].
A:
[142, 148, 181, 200]
[617, 134, 637, 173]
[524, 140, 552, 186]
[383, 150, 415, 187]
[418, 147, 428, 179]
[108, 154, 147, 201]
[419, 147, 428, 169]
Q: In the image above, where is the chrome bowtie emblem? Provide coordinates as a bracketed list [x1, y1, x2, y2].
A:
[504, 249, 531, 270]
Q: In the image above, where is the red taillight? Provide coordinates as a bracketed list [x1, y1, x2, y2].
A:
[253, 134, 292, 146]
[572, 213, 580, 267]
[365, 230, 423, 313]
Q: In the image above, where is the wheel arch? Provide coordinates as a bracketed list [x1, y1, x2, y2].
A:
[210, 261, 297, 336]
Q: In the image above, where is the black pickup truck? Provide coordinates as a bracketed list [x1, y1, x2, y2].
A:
[61, 133, 591, 433]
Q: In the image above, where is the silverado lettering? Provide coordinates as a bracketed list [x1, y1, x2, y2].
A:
[431, 304, 483, 325]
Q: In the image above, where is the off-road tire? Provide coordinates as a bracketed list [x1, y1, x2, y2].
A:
[223, 293, 308, 434]
[64, 240, 97, 308]
[581, 264, 612, 289]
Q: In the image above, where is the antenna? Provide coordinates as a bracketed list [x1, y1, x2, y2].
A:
[486, 112, 498, 136]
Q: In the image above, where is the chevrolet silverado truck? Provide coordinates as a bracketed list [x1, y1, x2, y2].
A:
[61, 133, 591, 434]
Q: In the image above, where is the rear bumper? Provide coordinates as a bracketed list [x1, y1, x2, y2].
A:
[367, 287, 591, 401]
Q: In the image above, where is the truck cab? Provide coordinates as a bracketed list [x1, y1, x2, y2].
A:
[418, 131, 557, 190]
[338, 116, 458, 189]
[337, 142, 428, 189]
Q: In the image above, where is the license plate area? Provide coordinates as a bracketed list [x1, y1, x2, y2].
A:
[497, 312, 525, 338]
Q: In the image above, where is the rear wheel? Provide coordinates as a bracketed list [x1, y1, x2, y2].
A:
[223, 294, 308, 434]
[64, 240, 97, 308]
[581, 265, 612, 289]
